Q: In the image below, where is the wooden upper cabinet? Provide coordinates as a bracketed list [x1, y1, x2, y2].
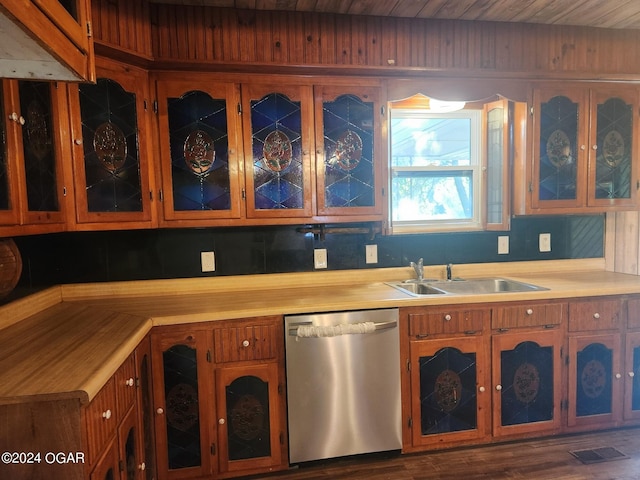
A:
[0, 0, 94, 81]
[241, 82, 315, 220]
[526, 84, 639, 214]
[314, 85, 383, 218]
[67, 58, 155, 230]
[154, 74, 244, 225]
[0, 79, 69, 234]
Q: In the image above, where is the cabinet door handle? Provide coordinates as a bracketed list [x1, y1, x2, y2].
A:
[218, 418, 225, 425]
[242, 339, 250, 347]
[125, 377, 134, 387]
[615, 373, 622, 379]
[138, 462, 146, 471]
[628, 372, 635, 378]
[102, 409, 112, 420]
[495, 384, 502, 391]
[592, 144, 598, 150]
[478, 386, 486, 393]
[156, 408, 164, 415]
[593, 312, 600, 319]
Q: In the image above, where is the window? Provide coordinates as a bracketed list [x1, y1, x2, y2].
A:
[390, 107, 482, 232]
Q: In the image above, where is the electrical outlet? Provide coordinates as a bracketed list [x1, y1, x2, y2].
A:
[201, 251, 215, 272]
[365, 244, 378, 264]
[498, 236, 509, 255]
[539, 233, 551, 253]
[314, 249, 327, 269]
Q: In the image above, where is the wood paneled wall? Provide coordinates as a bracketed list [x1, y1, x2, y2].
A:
[91, 1, 640, 77]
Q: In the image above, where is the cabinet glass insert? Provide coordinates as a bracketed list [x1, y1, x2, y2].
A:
[18, 81, 59, 212]
[632, 345, 640, 412]
[79, 78, 143, 213]
[500, 341, 554, 426]
[418, 347, 477, 435]
[250, 93, 304, 209]
[0, 83, 9, 211]
[539, 95, 579, 201]
[162, 345, 201, 470]
[595, 97, 632, 200]
[225, 375, 271, 461]
[322, 94, 374, 207]
[124, 424, 137, 480]
[167, 90, 232, 211]
[576, 342, 613, 417]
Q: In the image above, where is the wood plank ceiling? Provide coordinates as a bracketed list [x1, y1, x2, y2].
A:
[147, 0, 640, 30]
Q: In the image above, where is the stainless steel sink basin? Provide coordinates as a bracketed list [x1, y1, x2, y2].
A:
[387, 277, 547, 296]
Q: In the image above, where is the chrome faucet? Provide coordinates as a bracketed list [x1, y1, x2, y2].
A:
[446, 263, 453, 281]
[410, 258, 424, 281]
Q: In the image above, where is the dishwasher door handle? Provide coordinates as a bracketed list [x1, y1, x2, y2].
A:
[288, 320, 396, 336]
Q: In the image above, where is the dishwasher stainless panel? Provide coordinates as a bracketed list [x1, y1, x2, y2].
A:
[285, 308, 401, 464]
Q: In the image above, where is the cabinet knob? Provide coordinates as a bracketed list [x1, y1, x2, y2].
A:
[242, 339, 250, 347]
[495, 384, 502, 391]
[526, 308, 533, 315]
[74, 138, 83, 145]
[125, 377, 134, 387]
[444, 314, 452, 321]
[615, 373, 622, 379]
[593, 312, 600, 319]
[592, 144, 598, 150]
[629, 372, 635, 378]
[580, 145, 586, 150]
[156, 408, 164, 415]
[218, 418, 225, 425]
[478, 386, 486, 393]
[138, 462, 146, 471]
[102, 409, 112, 420]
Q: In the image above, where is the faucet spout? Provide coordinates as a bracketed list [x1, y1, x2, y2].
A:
[410, 258, 424, 281]
[446, 263, 453, 281]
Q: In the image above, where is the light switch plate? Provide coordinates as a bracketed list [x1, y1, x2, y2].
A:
[498, 236, 509, 255]
[201, 251, 215, 272]
[365, 244, 378, 264]
[314, 248, 328, 269]
[539, 233, 551, 252]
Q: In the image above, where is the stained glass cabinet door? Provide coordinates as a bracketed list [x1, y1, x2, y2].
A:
[156, 76, 244, 224]
[587, 88, 639, 209]
[531, 87, 589, 211]
[69, 59, 154, 228]
[492, 331, 563, 437]
[242, 83, 314, 219]
[568, 334, 623, 429]
[409, 336, 490, 447]
[0, 81, 22, 226]
[314, 85, 383, 218]
[624, 332, 640, 422]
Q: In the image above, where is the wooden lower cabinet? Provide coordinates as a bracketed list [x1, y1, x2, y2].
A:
[151, 316, 287, 480]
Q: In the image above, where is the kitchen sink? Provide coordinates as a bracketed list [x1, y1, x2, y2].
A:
[387, 277, 548, 296]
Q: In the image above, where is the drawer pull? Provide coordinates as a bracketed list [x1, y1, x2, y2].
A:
[629, 372, 635, 378]
[416, 334, 430, 339]
[125, 377, 134, 387]
[242, 339, 250, 347]
[156, 408, 164, 415]
[444, 314, 452, 321]
[593, 312, 600, 319]
[102, 409, 112, 420]
[495, 384, 502, 391]
[526, 308, 533, 315]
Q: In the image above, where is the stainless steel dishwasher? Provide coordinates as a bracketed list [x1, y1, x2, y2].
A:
[285, 308, 401, 464]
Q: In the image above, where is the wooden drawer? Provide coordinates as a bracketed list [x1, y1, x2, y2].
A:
[628, 297, 640, 329]
[85, 377, 117, 466]
[493, 302, 564, 329]
[408, 308, 488, 337]
[113, 353, 136, 423]
[569, 298, 622, 332]
[213, 317, 281, 363]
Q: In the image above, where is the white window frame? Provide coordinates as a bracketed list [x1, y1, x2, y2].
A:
[389, 108, 483, 234]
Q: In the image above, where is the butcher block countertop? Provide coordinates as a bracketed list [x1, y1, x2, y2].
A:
[2, 258, 640, 406]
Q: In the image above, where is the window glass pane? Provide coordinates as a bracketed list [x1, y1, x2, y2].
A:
[391, 117, 472, 167]
[392, 172, 473, 222]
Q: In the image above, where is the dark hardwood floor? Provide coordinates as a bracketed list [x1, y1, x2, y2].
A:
[255, 427, 640, 480]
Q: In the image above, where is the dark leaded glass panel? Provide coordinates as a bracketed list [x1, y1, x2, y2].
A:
[539, 95, 579, 201]
[418, 347, 477, 435]
[500, 341, 554, 426]
[633, 345, 640, 412]
[140, 355, 155, 480]
[576, 342, 613, 417]
[168, 90, 231, 211]
[322, 94, 374, 208]
[124, 425, 136, 480]
[0, 83, 9, 211]
[250, 93, 303, 209]
[79, 78, 143, 212]
[58, 0, 78, 20]
[226, 375, 271, 461]
[595, 97, 632, 199]
[18, 81, 59, 212]
[162, 345, 201, 470]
